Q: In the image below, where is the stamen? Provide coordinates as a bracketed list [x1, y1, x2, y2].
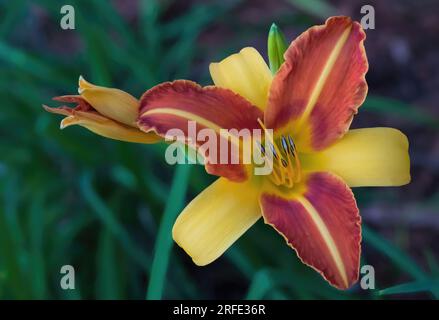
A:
[257, 118, 284, 171]
[256, 119, 302, 188]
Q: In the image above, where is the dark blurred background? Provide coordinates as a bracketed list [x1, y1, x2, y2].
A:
[0, 0, 438, 299]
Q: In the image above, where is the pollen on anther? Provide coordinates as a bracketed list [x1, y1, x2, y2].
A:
[281, 136, 289, 154]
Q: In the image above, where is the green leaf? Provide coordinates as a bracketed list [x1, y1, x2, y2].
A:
[80, 173, 151, 271]
[363, 225, 427, 281]
[245, 269, 273, 299]
[363, 96, 439, 128]
[28, 192, 48, 299]
[286, 0, 336, 18]
[425, 251, 439, 277]
[379, 280, 439, 297]
[96, 227, 120, 299]
[0, 41, 72, 88]
[146, 164, 191, 300]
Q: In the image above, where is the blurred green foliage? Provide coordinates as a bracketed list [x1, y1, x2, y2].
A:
[0, 0, 437, 299]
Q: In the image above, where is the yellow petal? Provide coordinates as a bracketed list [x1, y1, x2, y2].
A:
[209, 47, 272, 110]
[301, 128, 411, 187]
[60, 110, 160, 144]
[78, 76, 139, 126]
[173, 177, 261, 266]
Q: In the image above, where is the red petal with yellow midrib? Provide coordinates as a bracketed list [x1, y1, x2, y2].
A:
[260, 172, 361, 289]
[265, 16, 368, 151]
[138, 80, 263, 182]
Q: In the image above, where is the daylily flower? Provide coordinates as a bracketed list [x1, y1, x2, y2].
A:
[44, 76, 160, 144]
[137, 17, 410, 289]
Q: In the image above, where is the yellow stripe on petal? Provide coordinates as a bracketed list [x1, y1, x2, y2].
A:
[173, 177, 261, 266]
[260, 172, 361, 289]
[297, 196, 348, 288]
[265, 17, 368, 152]
[141, 107, 243, 147]
[138, 80, 263, 182]
[78, 76, 139, 127]
[301, 128, 411, 187]
[298, 26, 352, 125]
[209, 47, 272, 110]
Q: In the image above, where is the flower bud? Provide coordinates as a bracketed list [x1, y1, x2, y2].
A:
[78, 76, 139, 127]
[267, 23, 288, 74]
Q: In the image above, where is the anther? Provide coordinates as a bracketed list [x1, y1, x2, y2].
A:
[256, 118, 301, 187]
[257, 141, 265, 155]
[281, 136, 289, 154]
[288, 135, 296, 155]
[269, 143, 278, 159]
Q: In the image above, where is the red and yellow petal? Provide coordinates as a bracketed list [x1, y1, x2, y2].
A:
[260, 171, 361, 289]
[52, 95, 94, 112]
[265, 16, 368, 152]
[138, 80, 264, 182]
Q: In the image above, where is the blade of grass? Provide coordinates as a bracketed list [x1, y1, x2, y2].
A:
[363, 225, 427, 281]
[28, 191, 48, 299]
[379, 280, 439, 297]
[80, 27, 111, 86]
[96, 227, 120, 299]
[0, 0, 25, 37]
[139, 0, 162, 62]
[0, 180, 25, 298]
[89, 0, 138, 49]
[424, 251, 439, 277]
[245, 268, 315, 300]
[1, 174, 30, 298]
[79, 172, 151, 271]
[146, 164, 191, 300]
[81, 168, 195, 299]
[73, 6, 156, 86]
[245, 269, 273, 299]
[363, 95, 439, 128]
[226, 246, 257, 277]
[0, 41, 72, 88]
[286, 0, 336, 18]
